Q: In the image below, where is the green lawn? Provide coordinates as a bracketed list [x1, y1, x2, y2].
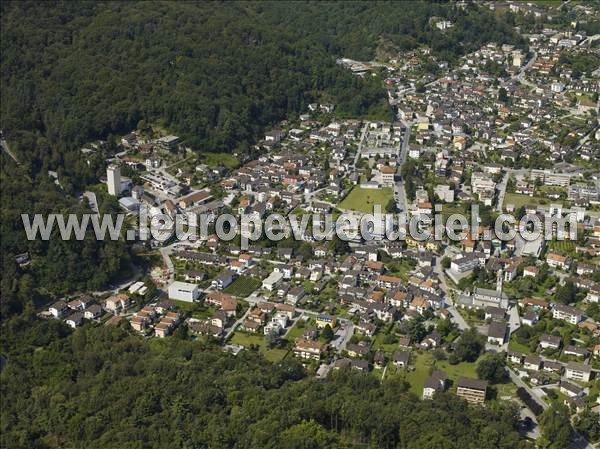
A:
[504, 193, 550, 210]
[385, 259, 416, 281]
[435, 359, 478, 383]
[285, 321, 306, 340]
[191, 305, 218, 320]
[203, 152, 240, 170]
[496, 382, 517, 398]
[223, 276, 261, 297]
[337, 187, 394, 213]
[397, 352, 435, 395]
[171, 299, 201, 312]
[229, 331, 288, 362]
[439, 203, 469, 220]
[371, 332, 400, 355]
[508, 335, 534, 355]
[398, 352, 480, 396]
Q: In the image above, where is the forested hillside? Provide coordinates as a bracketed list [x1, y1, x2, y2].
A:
[1, 1, 524, 163]
[0, 317, 531, 449]
[1, 1, 390, 162]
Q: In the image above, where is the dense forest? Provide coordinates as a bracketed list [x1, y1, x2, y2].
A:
[0, 158, 131, 317]
[1, 1, 524, 164]
[0, 316, 531, 449]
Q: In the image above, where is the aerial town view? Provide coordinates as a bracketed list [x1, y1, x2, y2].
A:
[1, 1, 599, 449]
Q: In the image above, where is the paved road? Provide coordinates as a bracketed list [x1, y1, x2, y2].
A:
[91, 264, 142, 296]
[574, 124, 599, 152]
[518, 405, 541, 440]
[512, 50, 538, 89]
[351, 123, 369, 170]
[394, 120, 412, 214]
[508, 368, 594, 449]
[508, 368, 548, 411]
[496, 171, 509, 213]
[224, 303, 253, 340]
[331, 320, 354, 352]
[507, 305, 521, 336]
[1, 139, 20, 165]
[159, 246, 175, 284]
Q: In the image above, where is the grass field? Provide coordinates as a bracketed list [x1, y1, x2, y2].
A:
[385, 259, 416, 281]
[229, 331, 289, 362]
[285, 322, 306, 340]
[171, 299, 201, 312]
[223, 276, 261, 297]
[337, 187, 394, 213]
[203, 152, 240, 170]
[371, 332, 401, 355]
[396, 352, 480, 395]
[504, 193, 552, 210]
[439, 203, 469, 220]
[508, 335, 534, 355]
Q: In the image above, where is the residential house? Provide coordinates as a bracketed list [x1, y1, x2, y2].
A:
[546, 252, 569, 270]
[422, 370, 448, 400]
[565, 361, 592, 382]
[315, 314, 336, 329]
[553, 304, 583, 325]
[65, 312, 84, 329]
[539, 334, 561, 350]
[524, 354, 542, 371]
[262, 271, 284, 291]
[560, 380, 584, 398]
[286, 286, 305, 305]
[542, 360, 563, 374]
[105, 294, 130, 314]
[456, 377, 488, 404]
[211, 270, 237, 290]
[294, 339, 326, 360]
[487, 321, 507, 345]
[563, 345, 588, 359]
[507, 350, 524, 364]
[346, 342, 370, 359]
[392, 350, 410, 368]
[49, 301, 68, 318]
[83, 304, 102, 320]
[521, 311, 538, 326]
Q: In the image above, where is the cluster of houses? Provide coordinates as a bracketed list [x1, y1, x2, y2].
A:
[48, 295, 103, 328]
[186, 292, 239, 337]
[130, 302, 181, 337]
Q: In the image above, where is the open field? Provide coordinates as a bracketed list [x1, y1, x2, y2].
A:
[229, 331, 289, 362]
[202, 152, 240, 170]
[508, 336, 534, 355]
[440, 203, 469, 220]
[338, 187, 393, 213]
[223, 276, 261, 297]
[504, 193, 551, 209]
[371, 332, 401, 355]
